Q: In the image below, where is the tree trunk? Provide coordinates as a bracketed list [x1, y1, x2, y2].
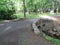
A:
[56, 2, 58, 15]
[56, 7, 58, 15]
[35, 4, 37, 14]
[41, 8, 43, 14]
[55, 0, 59, 15]
[23, 0, 26, 18]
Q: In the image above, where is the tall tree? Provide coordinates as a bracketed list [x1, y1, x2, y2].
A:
[23, 0, 26, 18]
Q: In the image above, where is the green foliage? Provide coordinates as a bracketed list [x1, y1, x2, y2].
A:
[26, 0, 34, 11]
[0, 0, 60, 20]
[0, 0, 16, 20]
[14, 12, 40, 19]
[43, 33, 60, 45]
[25, 0, 60, 13]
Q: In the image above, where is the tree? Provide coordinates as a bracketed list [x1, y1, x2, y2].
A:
[23, 0, 26, 18]
[54, 0, 59, 14]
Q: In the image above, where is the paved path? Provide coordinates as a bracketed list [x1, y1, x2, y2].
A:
[0, 19, 52, 45]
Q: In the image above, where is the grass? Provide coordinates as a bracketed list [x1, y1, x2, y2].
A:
[26, 13, 40, 18]
[14, 12, 51, 19]
[15, 12, 40, 19]
[14, 12, 24, 18]
[43, 33, 60, 45]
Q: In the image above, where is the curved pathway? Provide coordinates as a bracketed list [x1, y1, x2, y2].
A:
[0, 19, 52, 45]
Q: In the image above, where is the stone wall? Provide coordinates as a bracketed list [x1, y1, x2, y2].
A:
[32, 16, 60, 39]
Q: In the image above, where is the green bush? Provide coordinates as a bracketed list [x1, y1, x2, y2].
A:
[0, 0, 16, 20]
[11, 15, 17, 19]
[0, 9, 16, 20]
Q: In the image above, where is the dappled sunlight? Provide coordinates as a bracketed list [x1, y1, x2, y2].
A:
[5, 26, 12, 31]
[40, 15, 57, 21]
[0, 24, 5, 26]
[4, 20, 11, 22]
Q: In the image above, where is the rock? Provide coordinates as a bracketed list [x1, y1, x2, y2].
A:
[56, 33, 60, 37]
[37, 25, 41, 29]
[32, 15, 60, 39]
[32, 23, 40, 35]
[52, 28, 57, 32]
[53, 33, 60, 39]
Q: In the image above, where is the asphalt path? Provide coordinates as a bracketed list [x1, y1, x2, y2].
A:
[0, 19, 52, 45]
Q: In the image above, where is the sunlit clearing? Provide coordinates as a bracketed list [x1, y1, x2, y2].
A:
[40, 15, 57, 21]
